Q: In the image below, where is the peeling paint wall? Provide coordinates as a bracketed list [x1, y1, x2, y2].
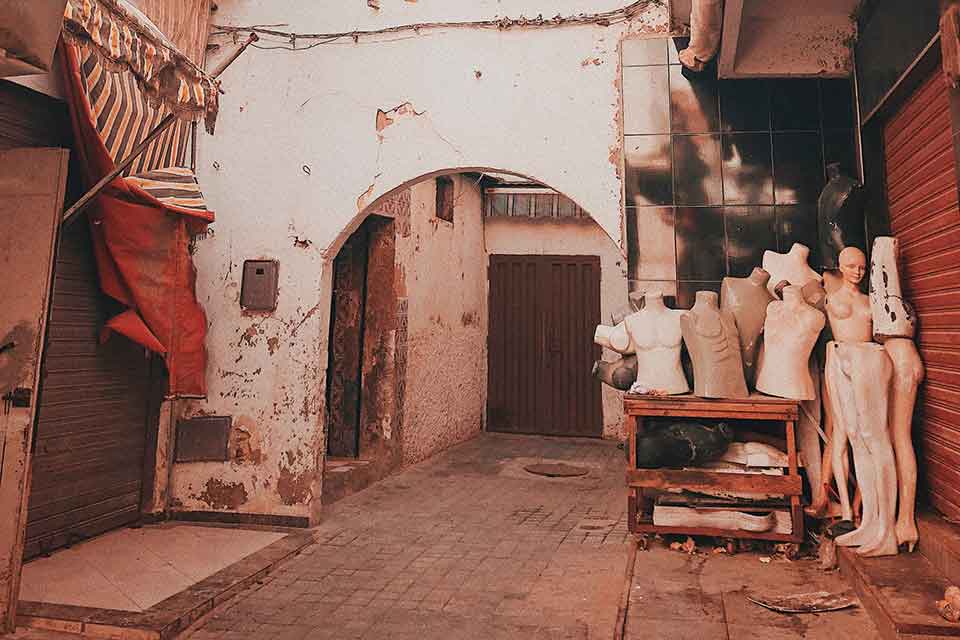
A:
[483, 216, 628, 439]
[397, 176, 487, 465]
[165, 1, 669, 518]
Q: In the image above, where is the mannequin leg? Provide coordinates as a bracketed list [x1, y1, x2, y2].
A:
[809, 372, 835, 516]
[826, 345, 856, 523]
[885, 338, 924, 551]
[837, 429, 878, 547]
[850, 345, 897, 556]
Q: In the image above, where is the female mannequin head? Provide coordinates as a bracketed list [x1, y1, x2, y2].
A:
[838, 247, 866, 288]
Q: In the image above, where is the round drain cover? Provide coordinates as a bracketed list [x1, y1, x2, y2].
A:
[523, 463, 589, 478]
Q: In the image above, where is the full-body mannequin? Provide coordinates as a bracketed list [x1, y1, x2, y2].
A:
[681, 291, 748, 399]
[762, 243, 822, 297]
[755, 285, 825, 400]
[720, 268, 775, 386]
[623, 292, 688, 395]
[825, 247, 898, 557]
[871, 236, 925, 551]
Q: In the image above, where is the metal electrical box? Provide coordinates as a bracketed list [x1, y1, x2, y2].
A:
[240, 260, 279, 311]
[175, 415, 232, 462]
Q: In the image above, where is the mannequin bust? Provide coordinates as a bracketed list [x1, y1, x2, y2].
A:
[825, 246, 899, 557]
[622, 292, 689, 395]
[762, 243, 821, 297]
[755, 285, 825, 400]
[681, 291, 748, 399]
[720, 268, 775, 386]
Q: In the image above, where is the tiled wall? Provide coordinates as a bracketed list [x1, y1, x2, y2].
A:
[622, 37, 856, 308]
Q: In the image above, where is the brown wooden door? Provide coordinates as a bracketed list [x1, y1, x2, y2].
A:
[0, 147, 67, 628]
[883, 69, 960, 520]
[487, 255, 602, 437]
[326, 226, 370, 458]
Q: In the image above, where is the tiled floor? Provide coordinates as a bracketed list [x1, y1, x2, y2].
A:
[19, 523, 286, 611]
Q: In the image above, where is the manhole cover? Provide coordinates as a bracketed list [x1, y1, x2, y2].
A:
[523, 463, 589, 478]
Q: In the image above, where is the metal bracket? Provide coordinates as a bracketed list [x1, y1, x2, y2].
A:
[2, 387, 32, 414]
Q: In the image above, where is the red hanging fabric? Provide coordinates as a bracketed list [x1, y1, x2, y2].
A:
[60, 40, 209, 397]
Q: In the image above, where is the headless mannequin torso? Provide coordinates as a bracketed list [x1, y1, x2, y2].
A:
[681, 291, 748, 399]
[762, 243, 821, 297]
[720, 268, 775, 386]
[755, 285, 825, 400]
[623, 292, 689, 395]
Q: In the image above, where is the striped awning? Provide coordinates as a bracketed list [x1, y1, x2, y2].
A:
[61, 0, 219, 133]
[127, 166, 208, 213]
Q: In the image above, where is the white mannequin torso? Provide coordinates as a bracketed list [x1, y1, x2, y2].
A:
[762, 243, 821, 297]
[755, 286, 825, 400]
[623, 292, 688, 395]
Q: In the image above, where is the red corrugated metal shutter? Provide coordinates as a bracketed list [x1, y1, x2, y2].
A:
[883, 69, 960, 519]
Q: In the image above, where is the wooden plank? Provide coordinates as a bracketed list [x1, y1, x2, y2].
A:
[624, 408, 798, 421]
[626, 469, 802, 495]
[624, 395, 798, 420]
[633, 523, 801, 543]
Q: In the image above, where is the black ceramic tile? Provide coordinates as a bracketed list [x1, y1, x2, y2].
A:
[627, 207, 676, 280]
[721, 133, 774, 205]
[675, 206, 726, 280]
[624, 135, 673, 206]
[623, 66, 670, 134]
[773, 132, 824, 204]
[676, 281, 722, 309]
[670, 64, 720, 133]
[725, 206, 777, 277]
[821, 79, 855, 129]
[776, 204, 819, 266]
[673, 134, 723, 205]
[823, 129, 857, 179]
[771, 79, 821, 131]
[720, 79, 771, 132]
[622, 37, 668, 66]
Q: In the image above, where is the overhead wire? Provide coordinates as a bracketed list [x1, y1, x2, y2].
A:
[211, 0, 663, 51]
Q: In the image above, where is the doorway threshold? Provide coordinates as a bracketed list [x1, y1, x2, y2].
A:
[17, 523, 313, 639]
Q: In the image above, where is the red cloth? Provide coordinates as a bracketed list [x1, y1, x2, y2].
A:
[60, 41, 210, 397]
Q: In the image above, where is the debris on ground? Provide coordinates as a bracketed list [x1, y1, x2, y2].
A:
[759, 556, 772, 564]
[818, 537, 838, 571]
[937, 585, 960, 622]
[748, 591, 857, 614]
[668, 536, 697, 554]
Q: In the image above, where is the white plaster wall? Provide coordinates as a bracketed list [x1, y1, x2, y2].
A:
[169, 1, 669, 517]
[483, 216, 629, 439]
[398, 177, 487, 465]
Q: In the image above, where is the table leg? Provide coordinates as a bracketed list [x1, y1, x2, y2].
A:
[786, 419, 804, 541]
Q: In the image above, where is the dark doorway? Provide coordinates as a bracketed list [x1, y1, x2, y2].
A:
[325, 215, 398, 463]
[487, 254, 603, 437]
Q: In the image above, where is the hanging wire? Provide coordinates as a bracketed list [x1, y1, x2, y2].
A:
[211, 0, 663, 51]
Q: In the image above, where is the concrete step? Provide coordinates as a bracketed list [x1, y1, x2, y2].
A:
[839, 546, 960, 639]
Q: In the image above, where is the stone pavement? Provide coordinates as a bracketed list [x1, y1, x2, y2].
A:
[14, 433, 879, 639]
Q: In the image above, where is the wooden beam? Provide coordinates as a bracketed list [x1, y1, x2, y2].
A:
[718, 0, 745, 78]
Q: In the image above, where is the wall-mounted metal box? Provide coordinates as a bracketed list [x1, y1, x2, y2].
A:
[240, 260, 279, 311]
[175, 415, 232, 462]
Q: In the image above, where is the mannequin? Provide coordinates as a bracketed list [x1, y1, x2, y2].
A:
[720, 268, 775, 386]
[825, 247, 898, 557]
[817, 163, 867, 271]
[755, 285, 825, 400]
[681, 291, 748, 399]
[594, 291, 688, 395]
[624, 292, 689, 395]
[762, 243, 821, 297]
[592, 355, 638, 391]
[870, 236, 924, 551]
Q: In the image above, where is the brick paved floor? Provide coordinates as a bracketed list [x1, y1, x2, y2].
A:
[188, 434, 630, 640]
[9, 433, 880, 640]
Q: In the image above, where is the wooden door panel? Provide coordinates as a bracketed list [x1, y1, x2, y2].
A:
[488, 255, 602, 437]
[0, 148, 68, 629]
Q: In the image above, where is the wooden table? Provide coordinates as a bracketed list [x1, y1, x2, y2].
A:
[624, 394, 803, 543]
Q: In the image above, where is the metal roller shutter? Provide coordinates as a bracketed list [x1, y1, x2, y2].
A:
[25, 219, 153, 559]
[883, 69, 960, 519]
